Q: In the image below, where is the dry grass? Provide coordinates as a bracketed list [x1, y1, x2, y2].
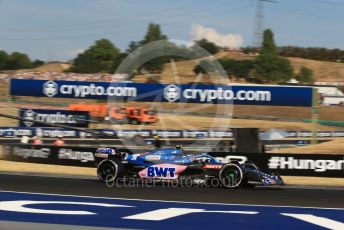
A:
[272, 138, 344, 154]
[133, 58, 228, 84]
[0, 107, 17, 126]
[288, 57, 344, 82]
[14, 63, 71, 73]
[282, 176, 344, 186]
[0, 160, 96, 176]
[132, 51, 246, 84]
[94, 113, 339, 131]
[0, 102, 342, 131]
[132, 52, 344, 84]
[122, 101, 344, 121]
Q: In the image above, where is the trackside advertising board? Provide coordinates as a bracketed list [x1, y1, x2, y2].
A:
[10, 79, 313, 106]
[1, 145, 133, 167]
[1, 127, 344, 138]
[2, 145, 343, 177]
[19, 108, 89, 128]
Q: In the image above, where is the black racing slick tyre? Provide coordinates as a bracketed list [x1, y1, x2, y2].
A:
[97, 158, 123, 183]
[219, 163, 244, 188]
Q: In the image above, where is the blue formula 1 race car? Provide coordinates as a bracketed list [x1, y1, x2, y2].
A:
[95, 147, 284, 188]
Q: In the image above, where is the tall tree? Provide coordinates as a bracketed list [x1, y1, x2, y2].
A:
[219, 58, 254, 79]
[125, 23, 189, 73]
[254, 53, 293, 83]
[296, 66, 314, 84]
[193, 39, 220, 54]
[70, 39, 120, 73]
[137, 23, 169, 72]
[261, 29, 277, 55]
[5, 52, 32, 70]
[112, 53, 129, 72]
[254, 29, 293, 83]
[141, 23, 167, 45]
[126, 41, 140, 53]
[32, 59, 45, 68]
[0, 50, 9, 70]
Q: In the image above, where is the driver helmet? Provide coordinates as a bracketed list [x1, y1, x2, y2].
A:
[175, 144, 183, 150]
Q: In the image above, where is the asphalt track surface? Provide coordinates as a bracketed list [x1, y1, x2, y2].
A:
[0, 173, 343, 209]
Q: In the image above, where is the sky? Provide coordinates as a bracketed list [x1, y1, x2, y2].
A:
[0, 0, 344, 61]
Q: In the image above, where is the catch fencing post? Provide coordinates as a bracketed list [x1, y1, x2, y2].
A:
[311, 88, 319, 145]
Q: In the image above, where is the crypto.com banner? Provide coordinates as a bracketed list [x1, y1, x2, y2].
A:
[19, 108, 89, 128]
[10, 79, 313, 106]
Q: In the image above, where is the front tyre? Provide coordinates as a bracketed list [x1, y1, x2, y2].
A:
[97, 158, 123, 183]
[219, 163, 243, 188]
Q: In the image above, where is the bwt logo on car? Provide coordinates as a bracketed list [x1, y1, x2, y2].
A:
[147, 166, 176, 177]
[43, 80, 137, 98]
[268, 156, 344, 172]
[163, 84, 271, 103]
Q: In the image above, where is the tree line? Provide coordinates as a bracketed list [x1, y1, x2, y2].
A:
[71, 25, 314, 84]
[242, 46, 344, 63]
[70, 23, 221, 74]
[195, 29, 314, 84]
[278, 46, 344, 62]
[0, 50, 44, 71]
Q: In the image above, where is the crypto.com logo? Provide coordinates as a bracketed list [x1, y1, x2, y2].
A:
[43, 81, 58, 97]
[23, 109, 35, 127]
[164, 84, 181, 102]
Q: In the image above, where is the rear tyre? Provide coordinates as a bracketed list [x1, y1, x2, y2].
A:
[97, 158, 123, 183]
[219, 163, 243, 188]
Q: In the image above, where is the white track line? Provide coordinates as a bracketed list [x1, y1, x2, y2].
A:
[0, 190, 343, 211]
